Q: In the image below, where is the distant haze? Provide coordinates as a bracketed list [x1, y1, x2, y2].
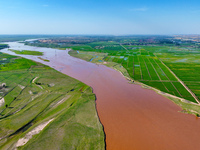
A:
[0, 0, 200, 35]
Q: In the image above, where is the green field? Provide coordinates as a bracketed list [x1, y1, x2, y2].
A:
[158, 53, 200, 101]
[38, 57, 50, 62]
[69, 45, 199, 104]
[0, 52, 104, 150]
[9, 49, 43, 56]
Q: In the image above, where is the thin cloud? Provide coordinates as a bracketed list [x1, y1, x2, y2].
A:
[191, 10, 200, 13]
[43, 4, 49, 7]
[130, 7, 148, 12]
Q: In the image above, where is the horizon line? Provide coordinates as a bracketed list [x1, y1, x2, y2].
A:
[0, 34, 200, 36]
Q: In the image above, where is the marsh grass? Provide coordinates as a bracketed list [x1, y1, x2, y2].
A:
[8, 49, 43, 56]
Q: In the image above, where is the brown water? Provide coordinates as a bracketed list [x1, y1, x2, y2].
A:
[2, 42, 200, 150]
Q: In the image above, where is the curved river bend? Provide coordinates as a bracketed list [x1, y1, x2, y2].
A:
[2, 42, 200, 150]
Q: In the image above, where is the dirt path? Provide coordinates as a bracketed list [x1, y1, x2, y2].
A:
[0, 98, 5, 107]
[32, 77, 38, 83]
[16, 118, 54, 148]
[160, 60, 200, 104]
[32, 77, 43, 89]
[120, 44, 128, 51]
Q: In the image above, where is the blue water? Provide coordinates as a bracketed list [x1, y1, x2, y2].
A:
[90, 56, 98, 62]
[175, 58, 188, 62]
[134, 65, 140, 67]
[124, 57, 128, 61]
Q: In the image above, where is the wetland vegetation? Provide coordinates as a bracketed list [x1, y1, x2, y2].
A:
[8, 49, 43, 56]
[0, 51, 104, 150]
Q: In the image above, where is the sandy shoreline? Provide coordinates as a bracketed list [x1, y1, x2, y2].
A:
[0, 98, 5, 107]
[16, 118, 54, 148]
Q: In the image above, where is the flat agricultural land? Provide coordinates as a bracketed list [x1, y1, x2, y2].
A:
[69, 44, 200, 104]
[0, 52, 104, 150]
[157, 50, 200, 101]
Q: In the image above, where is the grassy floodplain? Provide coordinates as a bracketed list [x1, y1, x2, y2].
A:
[37, 57, 50, 62]
[8, 49, 43, 56]
[0, 52, 105, 150]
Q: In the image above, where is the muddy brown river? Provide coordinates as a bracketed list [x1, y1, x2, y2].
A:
[2, 42, 200, 150]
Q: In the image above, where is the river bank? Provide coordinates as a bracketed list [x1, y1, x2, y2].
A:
[2, 42, 200, 150]
[0, 51, 104, 149]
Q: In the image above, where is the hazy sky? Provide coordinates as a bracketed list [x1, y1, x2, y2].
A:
[0, 0, 200, 35]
